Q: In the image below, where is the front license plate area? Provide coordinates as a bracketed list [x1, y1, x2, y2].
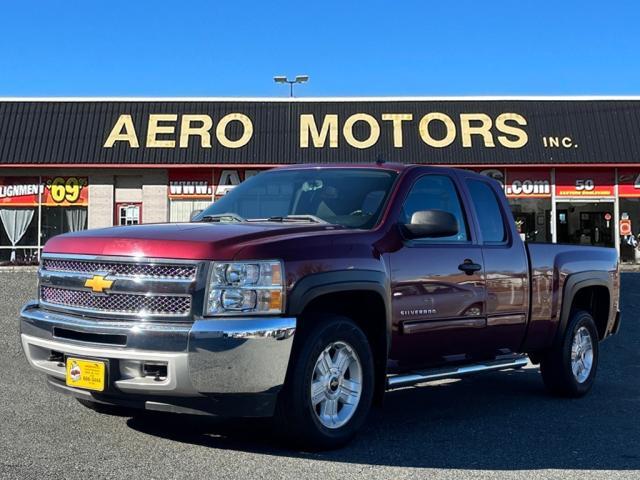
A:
[65, 357, 107, 392]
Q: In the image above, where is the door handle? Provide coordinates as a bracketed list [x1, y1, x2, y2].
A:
[458, 259, 482, 275]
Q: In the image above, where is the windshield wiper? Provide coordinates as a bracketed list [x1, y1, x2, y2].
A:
[258, 215, 329, 224]
[199, 213, 246, 223]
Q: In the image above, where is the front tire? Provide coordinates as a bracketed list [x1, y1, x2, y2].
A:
[275, 314, 375, 450]
[540, 310, 599, 397]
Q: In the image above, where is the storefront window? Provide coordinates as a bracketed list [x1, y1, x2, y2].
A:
[116, 203, 141, 225]
[556, 202, 614, 247]
[618, 169, 640, 263]
[554, 169, 615, 248]
[619, 199, 640, 263]
[0, 207, 38, 263]
[503, 168, 552, 243]
[509, 198, 551, 243]
[0, 176, 89, 264]
[41, 206, 88, 245]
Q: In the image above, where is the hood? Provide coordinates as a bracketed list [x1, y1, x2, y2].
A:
[43, 222, 344, 260]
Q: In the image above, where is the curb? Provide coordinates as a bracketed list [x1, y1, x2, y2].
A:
[0, 266, 39, 272]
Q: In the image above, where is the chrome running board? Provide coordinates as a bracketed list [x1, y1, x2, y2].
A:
[386, 355, 529, 389]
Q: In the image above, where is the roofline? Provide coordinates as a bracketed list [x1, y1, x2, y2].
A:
[2, 95, 640, 102]
[2, 162, 640, 169]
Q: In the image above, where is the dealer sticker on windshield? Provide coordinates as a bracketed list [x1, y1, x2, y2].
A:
[66, 357, 106, 392]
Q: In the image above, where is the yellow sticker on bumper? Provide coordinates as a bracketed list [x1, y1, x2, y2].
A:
[66, 357, 106, 392]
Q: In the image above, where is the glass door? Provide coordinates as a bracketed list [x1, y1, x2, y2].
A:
[555, 201, 614, 247]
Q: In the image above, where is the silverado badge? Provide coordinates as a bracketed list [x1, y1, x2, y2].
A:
[84, 275, 113, 294]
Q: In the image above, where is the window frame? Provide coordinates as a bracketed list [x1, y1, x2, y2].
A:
[397, 173, 475, 246]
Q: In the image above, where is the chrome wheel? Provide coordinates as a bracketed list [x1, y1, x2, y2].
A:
[571, 326, 594, 383]
[310, 341, 362, 429]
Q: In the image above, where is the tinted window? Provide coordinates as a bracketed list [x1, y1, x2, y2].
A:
[401, 175, 469, 242]
[467, 180, 507, 243]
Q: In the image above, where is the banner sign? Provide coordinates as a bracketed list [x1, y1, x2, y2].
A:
[555, 169, 614, 197]
[44, 176, 89, 206]
[168, 170, 213, 199]
[0, 176, 88, 206]
[505, 169, 551, 198]
[0, 177, 42, 205]
[617, 169, 640, 197]
[474, 168, 551, 198]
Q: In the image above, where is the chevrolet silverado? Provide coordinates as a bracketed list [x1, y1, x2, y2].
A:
[20, 164, 621, 449]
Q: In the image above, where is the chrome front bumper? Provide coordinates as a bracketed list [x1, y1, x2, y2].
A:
[20, 301, 296, 416]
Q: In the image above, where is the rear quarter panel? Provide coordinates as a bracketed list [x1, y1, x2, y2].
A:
[523, 242, 619, 351]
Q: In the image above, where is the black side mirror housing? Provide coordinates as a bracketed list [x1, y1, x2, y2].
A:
[401, 210, 459, 239]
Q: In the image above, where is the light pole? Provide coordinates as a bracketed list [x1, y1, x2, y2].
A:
[273, 75, 309, 97]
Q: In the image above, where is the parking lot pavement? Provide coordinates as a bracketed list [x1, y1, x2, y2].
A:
[1, 271, 639, 480]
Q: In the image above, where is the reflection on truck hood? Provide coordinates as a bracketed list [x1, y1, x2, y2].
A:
[43, 222, 344, 260]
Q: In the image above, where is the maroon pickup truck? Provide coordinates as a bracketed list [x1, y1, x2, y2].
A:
[20, 164, 621, 449]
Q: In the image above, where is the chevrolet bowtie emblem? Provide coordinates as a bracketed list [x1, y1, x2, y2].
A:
[84, 275, 113, 294]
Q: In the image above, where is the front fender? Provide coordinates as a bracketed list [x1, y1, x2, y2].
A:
[287, 269, 391, 350]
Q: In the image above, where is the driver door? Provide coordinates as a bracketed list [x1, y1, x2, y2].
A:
[388, 173, 487, 369]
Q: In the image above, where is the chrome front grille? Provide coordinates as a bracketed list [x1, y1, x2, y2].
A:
[42, 259, 197, 280]
[40, 286, 191, 316]
[38, 255, 203, 320]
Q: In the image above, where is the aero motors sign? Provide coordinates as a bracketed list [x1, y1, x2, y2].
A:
[555, 169, 614, 197]
[104, 112, 529, 151]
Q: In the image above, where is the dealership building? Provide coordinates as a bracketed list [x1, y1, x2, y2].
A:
[2, 96, 640, 264]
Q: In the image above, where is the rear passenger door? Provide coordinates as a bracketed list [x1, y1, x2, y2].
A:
[389, 173, 487, 369]
[462, 175, 529, 352]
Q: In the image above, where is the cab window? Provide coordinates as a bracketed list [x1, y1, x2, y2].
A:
[466, 179, 508, 244]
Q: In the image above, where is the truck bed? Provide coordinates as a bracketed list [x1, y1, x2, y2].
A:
[523, 242, 619, 352]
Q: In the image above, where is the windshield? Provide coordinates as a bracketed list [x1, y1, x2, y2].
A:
[195, 168, 398, 229]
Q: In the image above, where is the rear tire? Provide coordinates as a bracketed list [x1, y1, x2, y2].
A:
[275, 314, 375, 450]
[540, 310, 599, 397]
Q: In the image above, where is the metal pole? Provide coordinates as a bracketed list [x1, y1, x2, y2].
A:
[289, 82, 294, 98]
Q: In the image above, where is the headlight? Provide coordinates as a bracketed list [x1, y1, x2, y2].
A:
[206, 260, 284, 315]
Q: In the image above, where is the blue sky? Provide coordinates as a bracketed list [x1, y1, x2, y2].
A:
[0, 0, 638, 96]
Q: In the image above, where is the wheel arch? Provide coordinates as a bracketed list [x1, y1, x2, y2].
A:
[558, 271, 612, 344]
[287, 270, 391, 405]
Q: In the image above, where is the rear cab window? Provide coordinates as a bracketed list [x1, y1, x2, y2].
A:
[466, 179, 508, 244]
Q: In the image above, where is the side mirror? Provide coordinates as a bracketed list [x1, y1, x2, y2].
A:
[401, 210, 459, 239]
[190, 209, 204, 222]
